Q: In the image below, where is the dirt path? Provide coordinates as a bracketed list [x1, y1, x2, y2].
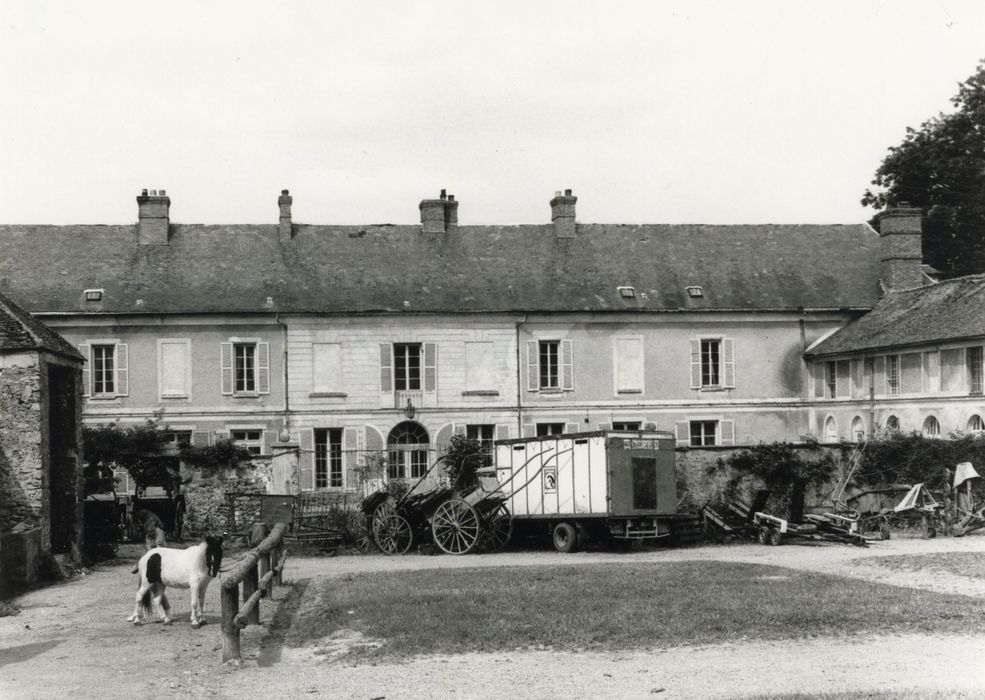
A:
[2, 535, 985, 699]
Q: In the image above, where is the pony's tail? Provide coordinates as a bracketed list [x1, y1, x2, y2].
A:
[139, 588, 153, 616]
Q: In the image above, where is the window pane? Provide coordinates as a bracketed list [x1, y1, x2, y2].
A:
[539, 341, 559, 388]
[701, 340, 720, 386]
[235, 344, 256, 393]
[536, 423, 564, 436]
[93, 345, 115, 394]
[315, 428, 343, 489]
[394, 344, 421, 391]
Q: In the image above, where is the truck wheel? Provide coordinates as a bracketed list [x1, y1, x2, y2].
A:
[768, 528, 782, 546]
[552, 522, 579, 553]
[757, 527, 769, 545]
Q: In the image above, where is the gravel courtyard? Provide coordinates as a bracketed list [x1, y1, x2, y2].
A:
[2, 535, 985, 699]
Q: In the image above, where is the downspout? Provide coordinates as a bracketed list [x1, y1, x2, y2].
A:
[275, 313, 290, 439]
[516, 316, 527, 438]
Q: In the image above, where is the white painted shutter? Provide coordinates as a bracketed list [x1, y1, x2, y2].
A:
[191, 431, 211, 447]
[527, 340, 539, 391]
[423, 343, 437, 392]
[675, 421, 691, 447]
[564, 422, 579, 435]
[453, 423, 466, 436]
[380, 343, 392, 392]
[262, 430, 276, 455]
[220, 342, 234, 395]
[522, 423, 535, 437]
[115, 343, 129, 396]
[79, 344, 90, 397]
[495, 424, 511, 440]
[689, 339, 701, 389]
[257, 341, 270, 394]
[719, 420, 735, 446]
[722, 338, 735, 388]
[345, 428, 359, 488]
[598, 422, 612, 430]
[365, 424, 384, 452]
[561, 340, 574, 391]
[299, 428, 314, 491]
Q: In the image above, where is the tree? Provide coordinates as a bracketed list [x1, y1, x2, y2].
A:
[862, 59, 985, 275]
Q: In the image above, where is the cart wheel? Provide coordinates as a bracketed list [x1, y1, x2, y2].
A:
[431, 499, 481, 555]
[768, 528, 782, 546]
[480, 505, 512, 553]
[757, 527, 769, 545]
[171, 501, 185, 542]
[552, 521, 579, 553]
[879, 522, 891, 540]
[372, 512, 413, 555]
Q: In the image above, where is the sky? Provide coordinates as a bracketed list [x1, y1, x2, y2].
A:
[1, 1, 984, 227]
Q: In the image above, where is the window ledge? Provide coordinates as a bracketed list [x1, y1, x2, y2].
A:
[87, 395, 120, 401]
[161, 394, 189, 400]
[616, 389, 643, 395]
[462, 390, 500, 397]
[231, 393, 261, 399]
[536, 388, 564, 395]
[309, 392, 348, 398]
[698, 386, 730, 393]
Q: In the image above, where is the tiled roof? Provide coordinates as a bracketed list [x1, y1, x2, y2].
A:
[806, 273, 985, 357]
[0, 222, 881, 315]
[0, 289, 84, 359]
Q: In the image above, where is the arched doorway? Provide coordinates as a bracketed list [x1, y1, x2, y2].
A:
[387, 421, 430, 480]
[823, 415, 838, 443]
[851, 416, 865, 442]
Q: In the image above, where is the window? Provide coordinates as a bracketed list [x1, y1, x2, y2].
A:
[527, 339, 573, 392]
[612, 421, 641, 431]
[886, 415, 900, 432]
[80, 341, 128, 398]
[221, 340, 270, 396]
[159, 339, 191, 398]
[922, 416, 941, 438]
[93, 344, 116, 395]
[466, 424, 495, 461]
[613, 336, 644, 393]
[689, 421, 717, 446]
[851, 417, 865, 442]
[886, 355, 901, 396]
[314, 428, 343, 489]
[230, 429, 263, 455]
[825, 362, 837, 399]
[536, 423, 565, 436]
[690, 337, 734, 389]
[387, 422, 429, 480]
[312, 343, 342, 394]
[969, 346, 984, 394]
[967, 415, 984, 434]
[393, 343, 421, 391]
[823, 416, 838, 443]
[161, 431, 192, 447]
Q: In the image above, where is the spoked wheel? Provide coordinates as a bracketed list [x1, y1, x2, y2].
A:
[372, 511, 413, 555]
[431, 499, 481, 555]
[171, 501, 185, 542]
[479, 505, 512, 553]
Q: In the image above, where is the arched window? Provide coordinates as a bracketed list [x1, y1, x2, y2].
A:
[823, 416, 838, 443]
[387, 421, 430, 480]
[885, 415, 900, 432]
[968, 414, 985, 434]
[851, 417, 865, 442]
[922, 416, 941, 438]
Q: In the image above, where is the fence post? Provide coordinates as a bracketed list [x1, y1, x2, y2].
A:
[272, 540, 283, 586]
[221, 585, 240, 662]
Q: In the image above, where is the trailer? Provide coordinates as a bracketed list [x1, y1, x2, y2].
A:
[495, 430, 677, 553]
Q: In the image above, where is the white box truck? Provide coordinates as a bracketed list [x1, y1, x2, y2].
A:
[494, 430, 678, 552]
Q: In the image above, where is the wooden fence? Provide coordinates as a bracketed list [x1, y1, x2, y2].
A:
[220, 521, 288, 661]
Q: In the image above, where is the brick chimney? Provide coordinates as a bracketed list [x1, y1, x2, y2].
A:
[278, 189, 293, 242]
[419, 189, 457, 234]
[877, 202, 926, 292]
[136, 189, 170, 245]
[550, 189, 577, 238]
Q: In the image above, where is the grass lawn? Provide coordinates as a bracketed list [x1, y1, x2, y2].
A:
[280, 561, 985, 659]
[859, 552, 985, 579]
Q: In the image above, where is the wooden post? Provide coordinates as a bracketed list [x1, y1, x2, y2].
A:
[271, 540, 283, 586]
[242, 564, 260, 626]
[259, 549, 271, 599]
[221, 584, 240, 662]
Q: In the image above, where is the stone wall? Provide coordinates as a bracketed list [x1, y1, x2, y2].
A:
[0, 353, 46, 543]
[181, 458, 272, 536]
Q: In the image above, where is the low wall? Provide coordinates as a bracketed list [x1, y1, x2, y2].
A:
[182, 459, 272, 536]
[0, 525, 43, 594]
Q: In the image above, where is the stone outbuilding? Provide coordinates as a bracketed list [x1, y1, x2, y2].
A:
[0, 290, 84, 591]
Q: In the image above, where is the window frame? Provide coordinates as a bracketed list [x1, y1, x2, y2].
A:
[886, 354, 901, 396]
[229, 428, 263, 455]
[80, 339, 128, 399]
[158, 338, 192, 400]
[393, 342, 422, 392]
[690, 336, 735, 390]
[968, 346, 984, 395]
[221, 339, 270, 397]
[689, 420, 717, 447]
[314, 427, 344, 489]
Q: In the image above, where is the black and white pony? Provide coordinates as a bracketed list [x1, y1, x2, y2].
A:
[127, 535, 223, 628]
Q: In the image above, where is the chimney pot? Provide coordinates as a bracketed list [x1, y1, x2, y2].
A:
[281, 189, 289, 195]
[440, 189, 447, 200]
[564, 189, 572, 196]
[141, 188, 148, 196]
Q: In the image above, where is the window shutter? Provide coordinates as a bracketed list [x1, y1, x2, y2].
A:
[495, 424, 511, 440]
[380, 343, 392, 392]
[220, 342, 234, 395]
[564, 422, 579, 435]
[527, 341, 539, 391]
[257, 341, 270, 394]
[191, 431, 211, 447]
[115, 343, 129, 396]
[299, 428, 314, 491]
[262, 430, 276, 455]
[598, 422, 612, 430]
[813, 362, 825, 399]
[453, 423, 466, 436]
[719, 420, 735, 446]
[213, 430, 228, 442]
[365, 424, 384, 452]
[689, 339, 701, 389]
[522, 423, 535, 437]
[722, 338, 735, 388]
[675, 421, 691, 447]
[344, 428, 359, 489]
[561, 340, 574, 391]
[424, 343, 437, 392]
[79, 344, 91, 397]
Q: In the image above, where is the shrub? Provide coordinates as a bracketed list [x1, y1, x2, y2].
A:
[443, 434, 488, 493]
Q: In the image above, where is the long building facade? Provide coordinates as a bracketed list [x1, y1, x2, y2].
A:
[3, 188, 956, 494]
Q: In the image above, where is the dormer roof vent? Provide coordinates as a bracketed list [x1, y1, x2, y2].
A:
[84, 288, 104, 302]
[618, 286, 636, 299]
[685, 285, 704, 298]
